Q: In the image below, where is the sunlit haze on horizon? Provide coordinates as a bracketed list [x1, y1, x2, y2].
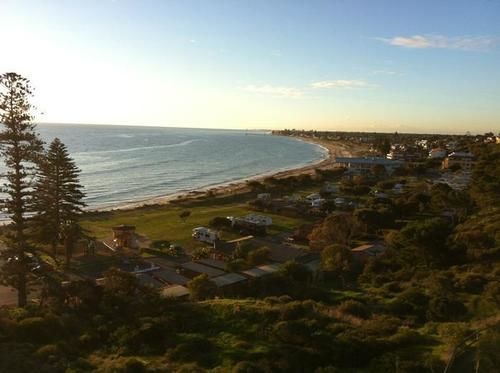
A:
[1, 0, 499, 134]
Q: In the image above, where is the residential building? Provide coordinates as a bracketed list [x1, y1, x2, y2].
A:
[335, 157, 403, 175]
[442, 152, 475, 171]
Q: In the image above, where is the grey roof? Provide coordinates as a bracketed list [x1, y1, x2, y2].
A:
[161, 285, 190, 298]
[136, 274, 163, 288]
[241, 267, 268, 278]
[268, 244, 306, 263]
[181, 261, 225, 278]
[197, 258, 227, 270]
[335, 157, 403, 165]
[153, 269, 190, 285]
[304, 259, 321, 272]
[241, 263, 281, 278]
[259, 264, 281, 273]
[211, 273, 247, 287]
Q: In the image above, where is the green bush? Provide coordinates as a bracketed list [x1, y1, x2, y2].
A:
[426, 296, 467, 321]
[338, 300, 370, 319]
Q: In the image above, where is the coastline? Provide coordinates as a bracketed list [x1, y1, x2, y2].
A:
[88, 136, 359, 213]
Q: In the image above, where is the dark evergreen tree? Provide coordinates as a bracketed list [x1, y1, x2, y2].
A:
[0, 72, 43, 307]
[33, 138, 85, 265]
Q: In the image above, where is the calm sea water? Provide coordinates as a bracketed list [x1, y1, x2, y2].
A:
[7, 124, 326, 209]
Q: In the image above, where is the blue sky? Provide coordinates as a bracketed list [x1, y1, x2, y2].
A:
[1, 0, 499, 133]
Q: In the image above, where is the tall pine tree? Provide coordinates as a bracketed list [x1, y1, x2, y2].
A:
[33, 138, 86, 266]
[0, 72, 43, 307]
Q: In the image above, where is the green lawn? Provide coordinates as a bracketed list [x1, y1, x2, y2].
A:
[82, 198, 314, 250]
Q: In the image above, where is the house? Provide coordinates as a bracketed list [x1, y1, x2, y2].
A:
[351, 243, 386, 262]
[335, 157, 403, 175]
[211, 273, 247, 288]
[334, 197, 346, 207]
[373, 191, 389, 200]
[152, 269, 190, 285]
[228, 214, 272, 234]
[111, 225, 140, 249]
[180, 261, 225, 278]
[257, 193, 271, 200]
[428, 148, 447, 159]
[212, 236, 254, 260]
[136, 273, 164, 288]
[392, 183, 404, 194]
[442, 152, 475, 171]
[241, 263, 281, 278]
[192, 227, 219, 244]
[266, 243, 306, 263]
[322, 182, 337, 193]
[161, 285, 190, 299]
[197, 258, 227, 270]
[311, 198, 326, 208]
[305, 193, 321, 203]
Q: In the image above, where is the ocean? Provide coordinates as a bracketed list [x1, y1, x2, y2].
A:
[5, 123, 327, 209]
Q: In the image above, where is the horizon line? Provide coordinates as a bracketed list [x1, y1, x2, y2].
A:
[34, 122, 496, 136]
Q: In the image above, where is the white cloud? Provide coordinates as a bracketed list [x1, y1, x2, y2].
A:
[378, 35, 498, 51]
[310, 80, 371, 89]
[243, 84, 304, 98]
[372, 70, 399, 76]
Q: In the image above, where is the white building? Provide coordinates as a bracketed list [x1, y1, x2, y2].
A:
[228, 214, 273, 227]
[428, 148, 447, 159]
[335, 157, 403, 175]
[442, 152, 475, 171]
[192, 227, 219, 244]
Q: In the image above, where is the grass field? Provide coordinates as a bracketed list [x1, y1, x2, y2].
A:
[81, 195, 316, 250]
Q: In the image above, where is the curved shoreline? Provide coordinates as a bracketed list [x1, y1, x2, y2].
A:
[88, 136, 355, 212]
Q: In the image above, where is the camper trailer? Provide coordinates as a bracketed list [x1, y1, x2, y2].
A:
[192, 227, 219, 244]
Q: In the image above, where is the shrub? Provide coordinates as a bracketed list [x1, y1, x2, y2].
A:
[209, 216, 232, 229]
[231, 361, 266, 373]
[338, 300, 370, 319]
[35, 344, 59, 358]
[427, 296, 467, 321]
[457, 274, 487, 293]
[168, 335, 217, 367]
[483, 281, 500, 305]
[151, 240, 170, 250]
[187, 274, 217, 301]
[382, 282, 401, 293]
[247, 247, 270, 266]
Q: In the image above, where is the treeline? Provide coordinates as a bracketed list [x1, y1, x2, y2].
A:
[0, 73, 85, 307]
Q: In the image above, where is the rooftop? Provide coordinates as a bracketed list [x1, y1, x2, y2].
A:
[161, 285, 190, 298]
[152, 269, 190, 285]
[335, 157, 403, 165]
[197, 258, 227, 270]
[211, 273, 247, 287]
[181, 261, 225, 278]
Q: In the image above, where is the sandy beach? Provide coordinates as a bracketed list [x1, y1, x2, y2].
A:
[91, 137, 363, 212]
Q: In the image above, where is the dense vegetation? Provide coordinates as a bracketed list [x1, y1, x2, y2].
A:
[0, 140, 498, 371]
[0, 75, 498, 371]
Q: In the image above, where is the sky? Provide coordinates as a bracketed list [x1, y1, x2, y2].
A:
[1, 0, 499, 134]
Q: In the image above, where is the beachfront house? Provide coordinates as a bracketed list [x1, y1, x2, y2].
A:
[228, 214, 272, 234]
[335, 157, 403, 175]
